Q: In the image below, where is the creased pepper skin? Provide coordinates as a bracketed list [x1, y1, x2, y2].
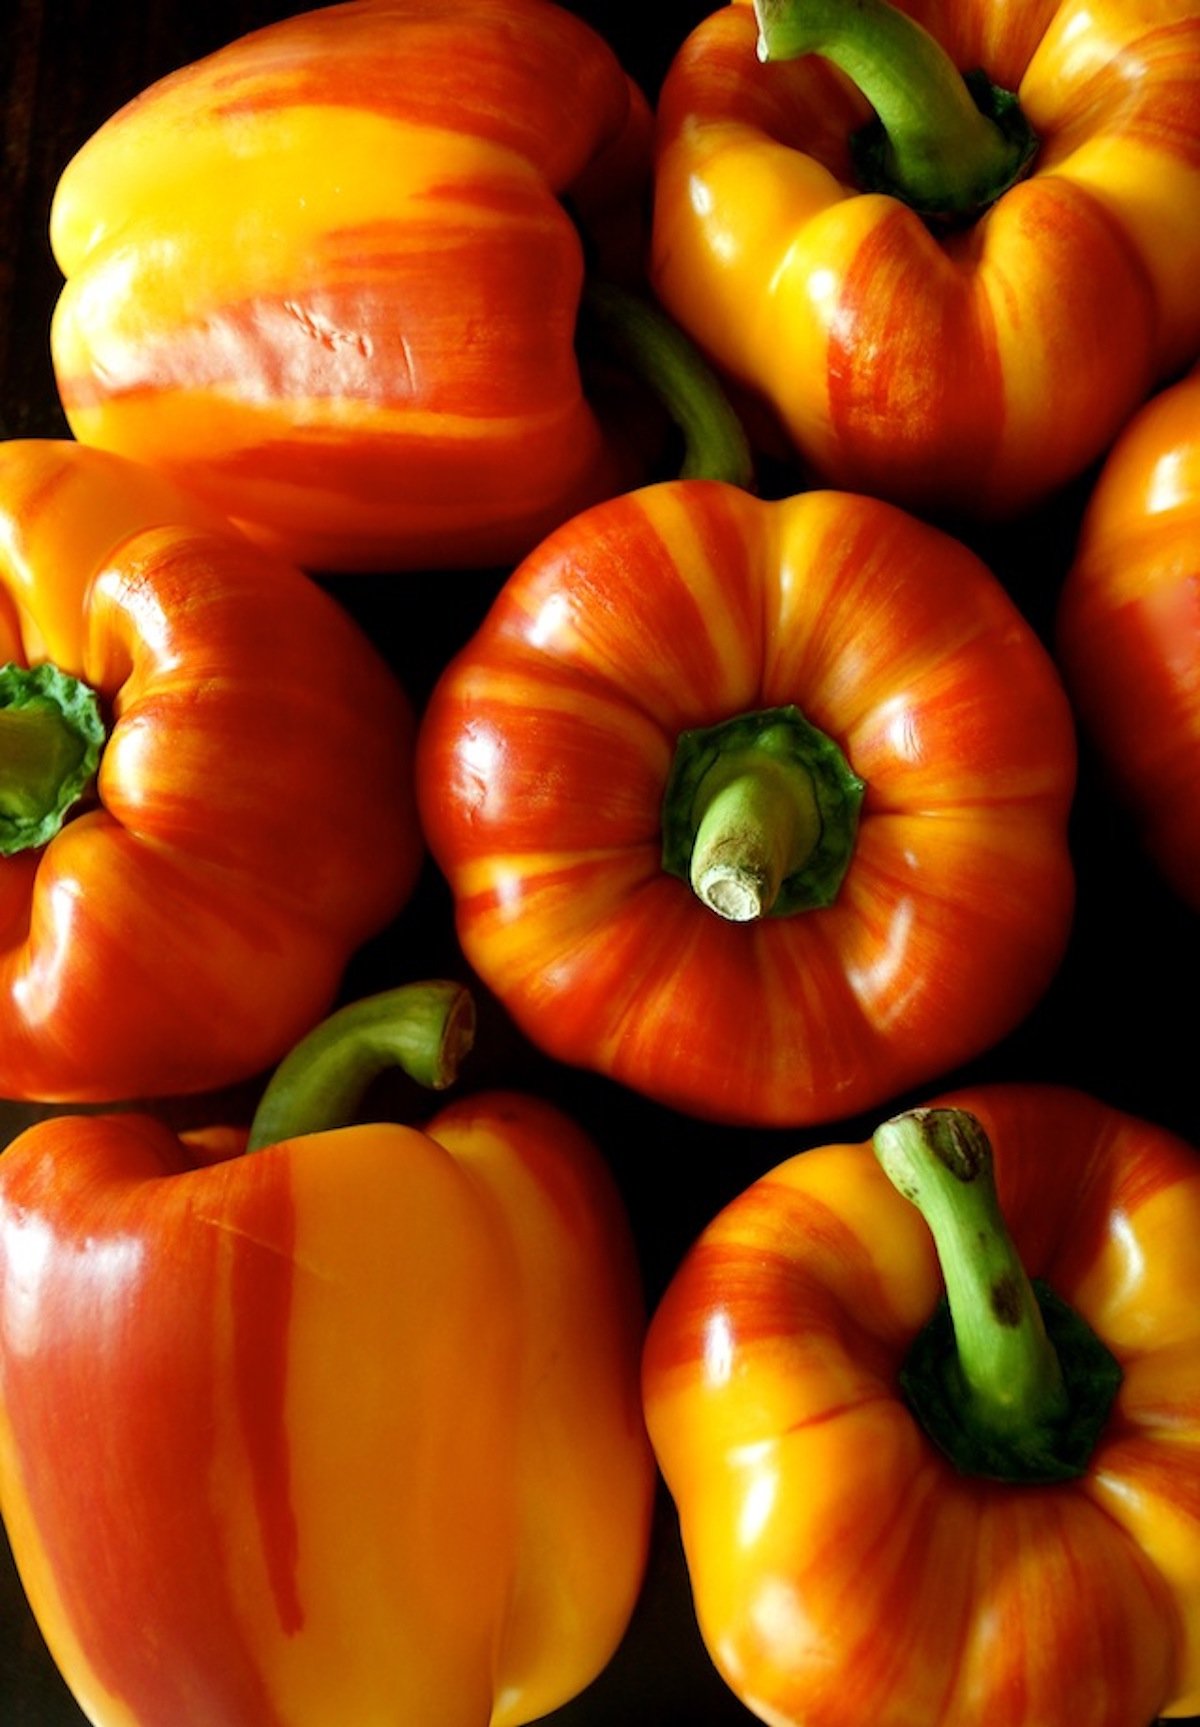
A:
[1056, 363, 1200, 912]
[0, 439, 421, 1102]
[650, 0, 1200, 519]
[643, 1083, 1200, 1727]
[417, 479, 1076, 1128]
[0, 1091, 654, 1727]
[48, 0, 657, 573]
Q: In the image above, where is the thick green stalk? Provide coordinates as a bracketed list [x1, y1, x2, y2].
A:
[246, 983, 475, 1152]
[873, 1107, 1122, 1482]
[754, 0, 1037, 221]
[661, 705, 865, 922]
[689, 748, 822, 921]
[874, 1109, 1067, 1434]
[580, 282, 755, 490]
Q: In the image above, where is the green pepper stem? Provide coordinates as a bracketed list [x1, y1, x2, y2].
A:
[246, 982, 475, 1153]
[580, 281, 755, 490]
[0, 662, 105, 856]
[661, 705, 865, 921]
[690, 749, 822, 920]
[753, 0, 1036, 219]
[873, 1108, 1068, 1438]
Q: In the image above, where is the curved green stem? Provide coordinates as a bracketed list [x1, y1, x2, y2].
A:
[579, 282, 755, 490]
[0, 662, 105, 855]
[661, 705, 865, 921]
[874, 1109, 1066, 1433]
[873, 1107, 1122, 1483]
[753, 0, 1037, 221]
[246, 982, 475, 1153]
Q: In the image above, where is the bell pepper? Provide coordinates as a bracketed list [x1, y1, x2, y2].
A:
[46, 0, 668, 573]
[642, 1082, 1200, 1727]
[1056, 362, 1200, 913]
[0, 437, 421, 1103]
[649, 0, 1200, 520]
[0, 982, 655, 1727]
[416, 478, 1076, 1128]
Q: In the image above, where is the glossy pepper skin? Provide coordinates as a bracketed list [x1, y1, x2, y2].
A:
[417, 479, 1076, 1128]
[0, 986, 655, 1727]
[1056, 363, 1200, 912]
[0, 439, 420, 1103]
[650, 0, 1200, 520]
[48, 0, 658, 573]
[643, 1082, 1200, 1727]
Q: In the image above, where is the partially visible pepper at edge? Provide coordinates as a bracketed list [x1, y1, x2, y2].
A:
[48, 0, 662, 572]
[650, 0, 1200, 518]
[643, 1083, 1200, 1726]
[0, 438, 421, 1102]
[1056, 360, 1200, 913]
[0, 984, 656, 1727]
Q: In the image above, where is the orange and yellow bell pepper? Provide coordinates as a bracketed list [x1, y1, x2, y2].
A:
[0, 439, 420, 1102]
[47, 0, 664, 572]
[417, 478, 1076, 1127]
[0, 983, 655, 1727]
[643, 1082, 1200, 1727]
[650, 0, 1200, 519]
[1056, 361, 1200, 913]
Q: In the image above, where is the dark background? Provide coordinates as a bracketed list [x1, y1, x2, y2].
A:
[2, 2, 1197, 1724]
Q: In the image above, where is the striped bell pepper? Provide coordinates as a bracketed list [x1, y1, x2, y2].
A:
[49, 0, 658, 572]
[0, 985, 655, 1727]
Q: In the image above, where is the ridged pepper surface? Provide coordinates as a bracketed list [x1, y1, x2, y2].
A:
[650, 0, 1200, 519]
[0, 439, 420, 1102]
[643, 1083, 1200, 1727]
[1056, 362, 1200, 913]
[48, 0, 657, 572]
[417, 479, 1076, 1127]
[0, 986, 655, 1727]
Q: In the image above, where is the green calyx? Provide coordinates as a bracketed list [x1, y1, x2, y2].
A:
[754, 0, 1038, 225]
[661, 704, 865, 922]
[872, 1108, 1123, 1484]
[0, 661, 106, 856]
[246, 982, 476, 1152]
